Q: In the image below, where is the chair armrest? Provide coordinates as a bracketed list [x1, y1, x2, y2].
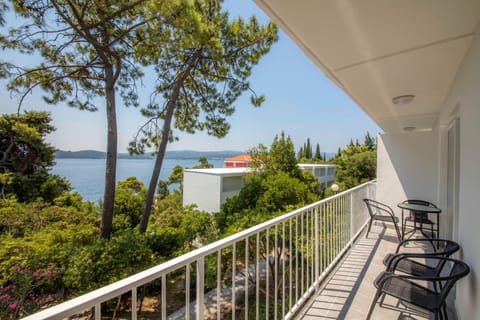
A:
[377, 270, 459, 288]
[386, 252, 431, 271]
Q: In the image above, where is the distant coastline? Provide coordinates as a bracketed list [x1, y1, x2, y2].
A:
[55, 149, 244, 160]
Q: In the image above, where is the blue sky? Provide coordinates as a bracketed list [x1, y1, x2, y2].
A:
[2, 0, 381, 154]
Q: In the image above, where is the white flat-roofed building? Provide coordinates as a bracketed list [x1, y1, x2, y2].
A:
[183, 164, 336, 212]
[183, 167, 249, 213]
[297, 164, 336, 189]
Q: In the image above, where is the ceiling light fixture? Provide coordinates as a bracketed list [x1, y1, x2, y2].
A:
[403, 126, 416, 132]
[392, 94, 415, 105]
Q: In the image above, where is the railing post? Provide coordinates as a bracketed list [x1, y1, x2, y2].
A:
[95, 304, 101, 320]
[314, 206, 319, 287]
[196, 257, 205, 320]
[350, 190, 354, 245]
[132, 287, 137, 320]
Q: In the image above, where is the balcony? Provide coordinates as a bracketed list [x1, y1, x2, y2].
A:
[22, 180, 461, 319]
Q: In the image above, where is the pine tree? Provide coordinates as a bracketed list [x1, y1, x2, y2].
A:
[131, 1, 278, 233]
[364, 131, 376, 150]
[298, 146, 304, 159]
[305, 138, 312, 159]
[315, 143, 321, 160]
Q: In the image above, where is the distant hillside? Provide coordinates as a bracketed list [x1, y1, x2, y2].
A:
[56, 150, 106, 159]
[55, 149, 244, 160]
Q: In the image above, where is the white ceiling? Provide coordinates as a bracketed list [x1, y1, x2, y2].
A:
[253, 0, 480, 133]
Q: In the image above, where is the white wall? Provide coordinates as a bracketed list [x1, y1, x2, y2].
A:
[376, 131, 439, 211]
[437, 30, 480, 320]
[183, 172, 221, 212]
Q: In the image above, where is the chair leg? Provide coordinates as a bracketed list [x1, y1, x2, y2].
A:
[441, 302, 448, 320]
[393, 220, 401, 241]
[366, 289, 382, 320]
[379, 292, 386, 305]
[366, 218, 373, 238]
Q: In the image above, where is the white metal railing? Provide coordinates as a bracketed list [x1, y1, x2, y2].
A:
[23, 180, 376, 320]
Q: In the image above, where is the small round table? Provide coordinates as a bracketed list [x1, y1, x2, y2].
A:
[397, 202, 441, 240]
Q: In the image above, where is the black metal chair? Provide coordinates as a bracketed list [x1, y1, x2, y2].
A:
[402, 199, 438, 239]
[383, 238, 460, 292]
[367, 257, 470, 320]
[364, 199, 401, 241]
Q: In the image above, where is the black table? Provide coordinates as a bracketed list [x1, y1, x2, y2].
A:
[397, 202, 441, 240]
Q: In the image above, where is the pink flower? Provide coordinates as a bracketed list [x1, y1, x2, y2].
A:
[15, 266, 22, 272]
[33, 269, 42, 278]
[4, 284, 16, 291]
[41, 296, 52, 304]
[45, 270, 53, 277]
[8, 301, 18, 310]
[0, 293, 11, 301]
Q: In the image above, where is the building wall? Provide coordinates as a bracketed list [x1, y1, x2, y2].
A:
[376, 131, 439, 211]
[437, 30, 480, 320]
[183, 171, 221, 213]
[221, 176, 245, 204]
[378, 30, 480, 320]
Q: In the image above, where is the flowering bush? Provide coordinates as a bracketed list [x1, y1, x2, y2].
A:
[0, 263, 62, 319]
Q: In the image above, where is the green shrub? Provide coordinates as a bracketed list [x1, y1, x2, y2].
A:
[63, 230, 156, 293]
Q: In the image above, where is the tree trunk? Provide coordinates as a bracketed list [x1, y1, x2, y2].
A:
[138, 99, 175, 233]
[139, 51, 202, 233]
[100, 63, 118, 239]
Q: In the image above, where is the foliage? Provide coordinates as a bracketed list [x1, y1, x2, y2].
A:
[0, 112, 71, 202]
[192, 156, 213, 169]
[148, 190, 215, 257]
[249, 131, 302, 179]
[0, 201, 99, 285]
[156, 180, 170, 200]
[328, 132, 377, 191]
[0, 264, 62, 319]
[167, 165, 184, 186]
[0, 198, 97, 238]
[62, 231, 156, 293]
[113, 177, 146, 230]
[297, 137, 325, 163]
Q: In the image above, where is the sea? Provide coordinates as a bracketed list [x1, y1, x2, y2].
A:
[52, 158, 226, 202]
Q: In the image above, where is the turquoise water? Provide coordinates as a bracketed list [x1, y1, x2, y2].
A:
[52, 158, 226, 202]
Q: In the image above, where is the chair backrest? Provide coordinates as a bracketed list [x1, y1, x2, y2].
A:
[398, 238, 460, 257]
[436, 257, 470, 304]
[431, 240, 461, 275]
[363, 198, 395, 218]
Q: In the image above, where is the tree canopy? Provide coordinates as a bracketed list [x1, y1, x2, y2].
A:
[328, 132, 377, 192]
[0, 111, 70, 202]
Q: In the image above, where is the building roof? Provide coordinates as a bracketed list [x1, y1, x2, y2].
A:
[225, 154, 252, 162]
[184, 167, 249, 176]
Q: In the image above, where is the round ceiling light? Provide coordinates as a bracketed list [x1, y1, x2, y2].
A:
[403, 126, 416, 132]
[392, 94, 415, 105]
